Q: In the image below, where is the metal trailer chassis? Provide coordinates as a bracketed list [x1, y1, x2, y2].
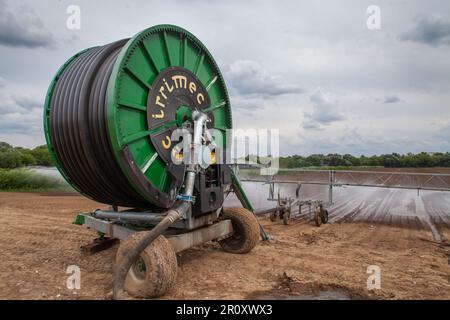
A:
[255, 181, 329, 226]
[75, 209, 234, 254]
[72, 165, 265, 299]
[74, 167, 269, 254]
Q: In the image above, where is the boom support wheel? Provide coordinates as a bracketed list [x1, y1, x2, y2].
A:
[320, 208, 329, 224]
[314, 207, 322, 227]
[115, 233, 177, 298]
[219, 207, 259, 254]
[269, 211, 277, 222]
[282, 208, 291, 225]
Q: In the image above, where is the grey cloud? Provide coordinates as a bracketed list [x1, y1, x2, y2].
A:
[0, 76, 5, 88]
[230, 96, 265, 116]
[289, 126, 425, 156]
[303, 88, 345, 130]
[306, 130, 357, 151]
[383, 95, 402, 104]
[225, 60, 304, 97]
[0, 93, 43, 135]
[0, 0, 55, 49]
[0, 94, 43, 115]
[400, 16, 450, 46]
[0, 98, 24, 115]
[0, 110, 42, 134]
[11, 95, 43, 110]
[301, 121, 323, 131]
[434, 123, 450, 141]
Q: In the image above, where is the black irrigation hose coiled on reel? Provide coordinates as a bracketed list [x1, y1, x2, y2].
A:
[49, 39, 151, 208]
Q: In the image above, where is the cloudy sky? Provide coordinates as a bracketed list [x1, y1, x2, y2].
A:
[0, 0, 449, 156]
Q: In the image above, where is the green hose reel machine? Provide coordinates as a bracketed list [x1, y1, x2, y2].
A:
[45, 25, 262, 298]
[45, 24, 233, 213]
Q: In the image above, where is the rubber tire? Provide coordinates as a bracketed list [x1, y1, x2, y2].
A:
[320, 209, 329, 224]
[269, 211, 277, 222]
[283, 209, 290, 225]
[115, 233, 177, 298]
[314, 207, 322, 227]
[219, 207, 260, 254]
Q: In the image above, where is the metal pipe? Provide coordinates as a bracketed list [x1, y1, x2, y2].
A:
[92, 210, 164, 223]
[329, 170, 334, 204]
[260, 168, 450, 177]
[182, 111, 208, 196]
[191, 111, 208, 149]
[239, 179, 450, 192]
[254, 206, 285, 215]
[113, 111, 208, 299]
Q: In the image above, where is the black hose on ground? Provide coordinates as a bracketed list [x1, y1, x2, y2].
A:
[112, 202, 189, 299]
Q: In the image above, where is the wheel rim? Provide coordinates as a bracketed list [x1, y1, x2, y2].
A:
[131, 257, 147, 281]
[228, 217, 245, 245]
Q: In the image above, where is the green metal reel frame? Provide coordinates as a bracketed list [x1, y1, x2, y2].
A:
[44, 25, 232, 208]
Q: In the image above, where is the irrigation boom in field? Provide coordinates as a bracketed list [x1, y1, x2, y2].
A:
[238, 167, 450, 226]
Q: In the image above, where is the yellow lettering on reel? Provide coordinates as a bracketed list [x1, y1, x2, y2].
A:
[155, 95, 165, 108]
[158, 86, 167, 100]
[162, 135, 172, 149]
[163, 78, 174, 92]
[172, 75, 187, 89]
[152, 110, 164, 119]
[197, 93, 204, 105]
[189, 82, 196, 94]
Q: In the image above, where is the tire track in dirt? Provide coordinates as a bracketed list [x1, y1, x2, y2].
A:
[414, 196, 443, 243]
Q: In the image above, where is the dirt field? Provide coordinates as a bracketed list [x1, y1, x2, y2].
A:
[0, 188, 449, 300]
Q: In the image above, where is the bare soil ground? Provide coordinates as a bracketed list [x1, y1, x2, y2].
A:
[0, 190, 449, 300]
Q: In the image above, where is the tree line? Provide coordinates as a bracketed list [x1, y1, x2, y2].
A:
[2, 141, 450, 169]
[279, 152, 450, 168]
[0, 142, 53, 169]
